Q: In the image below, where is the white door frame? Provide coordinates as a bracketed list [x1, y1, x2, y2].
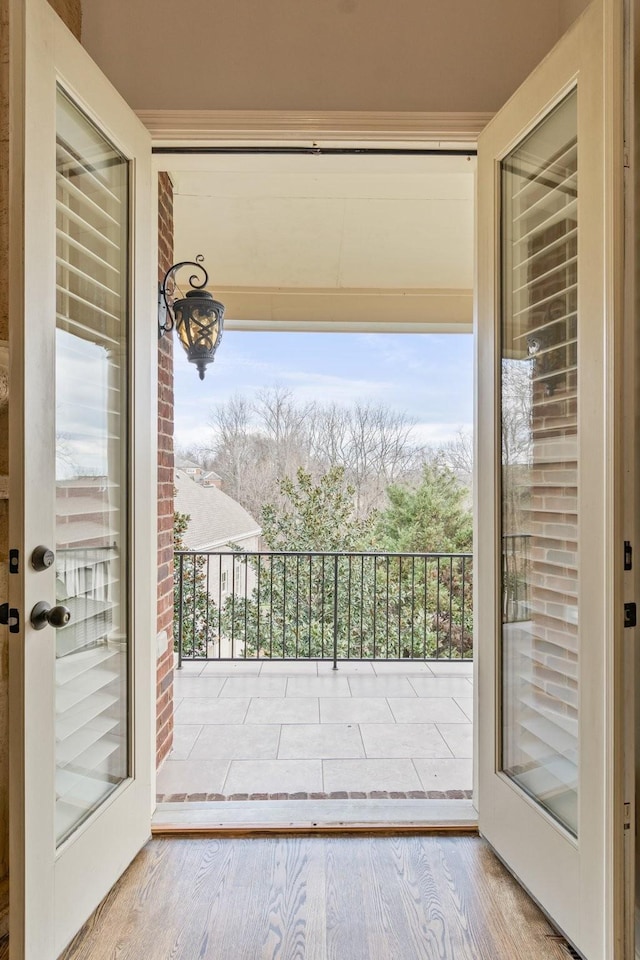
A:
[4, 0, 634, 954]
[8, 0, 156, 955]
[474, 1, 629, 956]
[150, 6, 632, 957]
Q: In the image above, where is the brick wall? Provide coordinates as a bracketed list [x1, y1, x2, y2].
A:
[525, 210, 579, 748]
[157, 172, 175, 767]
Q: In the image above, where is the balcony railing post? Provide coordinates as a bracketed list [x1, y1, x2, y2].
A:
[177, 552, 184, 670]
[333, 553, 339, 670]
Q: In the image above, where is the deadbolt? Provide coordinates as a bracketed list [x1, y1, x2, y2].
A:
[31, 545, 55, 572]
[30, 601, 71, 631]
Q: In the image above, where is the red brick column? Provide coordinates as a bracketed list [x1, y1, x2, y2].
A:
[156, 172, 175, 767]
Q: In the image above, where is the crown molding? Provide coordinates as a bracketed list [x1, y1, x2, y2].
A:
[138, 110, 492, 146]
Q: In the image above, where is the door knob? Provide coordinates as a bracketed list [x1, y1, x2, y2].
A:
[30, 601, 71, 631]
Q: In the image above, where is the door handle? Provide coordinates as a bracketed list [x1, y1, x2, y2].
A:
[30, 601, 71, 631]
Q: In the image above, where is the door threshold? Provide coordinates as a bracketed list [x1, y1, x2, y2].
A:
[152, 798, 478, 836]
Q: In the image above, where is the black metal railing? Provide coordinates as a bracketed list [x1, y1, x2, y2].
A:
[174, 550, 473, 667]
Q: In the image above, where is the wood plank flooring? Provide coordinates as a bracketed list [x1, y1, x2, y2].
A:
[60, 835, 567, 960]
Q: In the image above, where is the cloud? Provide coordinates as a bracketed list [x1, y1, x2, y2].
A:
[412, 421, 473, 445]
[173, 331, 474, 450]
[274, 369, 392, 405]
[56, 332, 115, 476]
[174, 420, 214, 450]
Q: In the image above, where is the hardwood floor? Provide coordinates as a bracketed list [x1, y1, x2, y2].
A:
[60, 835, 567, 960]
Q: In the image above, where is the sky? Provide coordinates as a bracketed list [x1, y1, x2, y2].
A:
[173, 331, 474, 454]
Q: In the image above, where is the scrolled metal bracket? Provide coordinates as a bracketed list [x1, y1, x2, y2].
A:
[158, 254, 209, 339]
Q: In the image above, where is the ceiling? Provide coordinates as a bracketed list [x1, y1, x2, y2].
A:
[172, 154, 475, 331]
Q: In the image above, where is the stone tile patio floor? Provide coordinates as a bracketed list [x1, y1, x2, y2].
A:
[156, 660, 473, 801]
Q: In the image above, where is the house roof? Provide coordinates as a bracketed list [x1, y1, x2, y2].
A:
[176, 457, 202, 471]
[174, 469, 261, 550]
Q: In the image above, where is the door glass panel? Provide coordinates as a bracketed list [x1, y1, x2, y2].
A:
[500, 90, 578, 835]
[54, 89, 129, 846]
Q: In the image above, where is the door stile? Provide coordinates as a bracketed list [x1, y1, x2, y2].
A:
[8, 0, 57, 953]
[603, 3, 628, 956]
[614, 0, 640, 958]
[8, 0, 156, 955]
[475, 2, 628, 956]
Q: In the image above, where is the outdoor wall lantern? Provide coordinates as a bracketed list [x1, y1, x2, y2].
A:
[158, 255, 225, 380]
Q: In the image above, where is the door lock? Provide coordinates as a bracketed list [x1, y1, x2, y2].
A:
[31, 545, 55, 572]
[30, 601, 71, 631]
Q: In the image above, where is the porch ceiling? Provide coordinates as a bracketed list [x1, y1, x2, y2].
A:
[171, 154, 475, 331]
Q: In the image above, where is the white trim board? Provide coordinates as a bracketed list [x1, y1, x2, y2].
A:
[153, 799, 478, 833]
[219, 287, 473, 333]
[139, 110, 492, 148]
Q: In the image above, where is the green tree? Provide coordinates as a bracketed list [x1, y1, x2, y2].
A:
[220, 465, 473, 661]
[173, 510, 219, 658]
[221, 468, 375, 658]
[261, 466, 375, 551]
[375, 464, 473, 656]
[376, 463, 472, 553]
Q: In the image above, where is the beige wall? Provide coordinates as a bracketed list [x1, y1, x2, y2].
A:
[82, 0, 588, 114]
[47, 0, 81, 36]
[560, 0, 591, 31]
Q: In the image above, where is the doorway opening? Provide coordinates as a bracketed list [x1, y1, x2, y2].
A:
[155, 152, 477, 823]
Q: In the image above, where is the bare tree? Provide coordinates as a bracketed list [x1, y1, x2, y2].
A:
[501, 360, 533, 467]
[308, 403, 349, 471]
[500, 359, 533, 536]
[192, 387, 425, 522]
[254, 386, 315, 479]
[209, 394, 254, 505]
[327, 403, 422, 517]
[432, 361, 531, 481]
[433, 428, 474, 485]
[56, 431, 81, 480]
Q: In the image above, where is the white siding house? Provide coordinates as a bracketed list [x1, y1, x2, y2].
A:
[174, 469, 262, 656]
[174, 469, 261, 554]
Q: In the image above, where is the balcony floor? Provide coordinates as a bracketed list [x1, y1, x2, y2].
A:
[157, 660, 473, 801]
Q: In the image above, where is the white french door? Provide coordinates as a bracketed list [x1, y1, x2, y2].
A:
[8, 0, 155, 956]
[476, 1, 627, 957]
